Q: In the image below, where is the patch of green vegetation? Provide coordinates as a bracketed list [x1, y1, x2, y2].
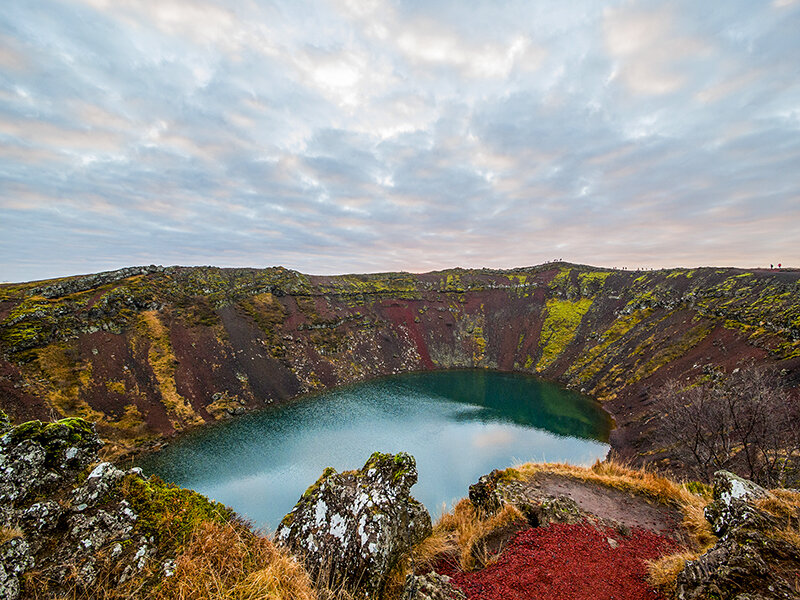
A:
[472, 325, 487, 364]
[629, 323, 712, 384]
[684, 480, 713, 499]
[315, 272, 421, 298]
[3, 417, 95, 455]
[577, 271, 611, 297]
[536, 297, 593, 372]
[105, 380, 126, 395]
[119, 474, 232, 553]
[567, 309, 652, 382]
[548, 268, 572, 290]
[239, 292, 287, 356]
[665, 269, 696, 279]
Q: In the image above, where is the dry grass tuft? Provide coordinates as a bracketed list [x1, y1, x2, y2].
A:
[646, 550, 701, 594]
[756, 489, 800, 552]
[414, 499, 524, 573]
[151, 520, 316, 600]
[757, 489, 800, 520]
[0, 525, 23, 545]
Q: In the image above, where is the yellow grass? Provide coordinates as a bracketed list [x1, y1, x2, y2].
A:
[646, 550, 701, 593]
[0, 525, 23, 545]
[508, 459, 716, 549]
[412, 498, 524, 573]
[152, 520, 317, 600]
[756, 489, 800, 552]
[137, 311, 203, 431]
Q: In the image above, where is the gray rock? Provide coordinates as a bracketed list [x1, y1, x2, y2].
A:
[402, 572, 466, 600]
[468, 469, 503, 516]
[0, 440, 45, 506]
[704, 470, 771, 537]
[0, 418, 146, 598]
[526, 495, 584, 527]
[276, 452, 432, 598]
[21, 500, 63, 533]
[0, 537, 34, 600]
[0, 419, 102, 512]
[71, 462, 128, 510]
[676, 471, 799, 600]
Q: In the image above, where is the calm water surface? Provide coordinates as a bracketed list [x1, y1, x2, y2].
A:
[138, 370, 613, 529]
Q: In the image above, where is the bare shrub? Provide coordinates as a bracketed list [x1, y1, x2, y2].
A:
[653, 365, 800, 487]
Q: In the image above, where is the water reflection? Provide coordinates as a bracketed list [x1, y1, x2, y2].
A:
[138, 370, 612, 529]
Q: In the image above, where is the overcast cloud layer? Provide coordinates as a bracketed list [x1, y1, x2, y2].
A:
[1, 0, 799, 282]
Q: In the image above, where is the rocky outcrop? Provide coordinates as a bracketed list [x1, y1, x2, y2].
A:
[0, 418, 146, 598]
[676, 471, 800, 600]
[402, 572, 466, 600]
[0, 415, 230, 599]
[276, 452, 432, 598]
[31, 265, 164, 300]
[469, 469, 584, 528]
[0, 417, 102, 520]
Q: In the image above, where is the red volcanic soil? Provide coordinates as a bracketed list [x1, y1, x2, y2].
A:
[447, 523, 679, 600]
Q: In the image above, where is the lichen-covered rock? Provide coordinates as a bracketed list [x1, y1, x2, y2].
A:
[704, 470, 771, 537]
[71, 462, 129, 510]
[468, 469, 503, 516]
[0, 537, 33, 600]
[0, 418, 153, 598]
[0, 418, 102, 513]
[276, 451, 432, 598]
[525, 495, 584, 527]
[402, 572, 466, 600]
[676, 471, 800, 600]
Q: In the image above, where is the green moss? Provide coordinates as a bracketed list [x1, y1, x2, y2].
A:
[577, 271, 611, 295]
[567, 309, 652, 382]
[498, 467, 523, 482]
[548, 268, 572, 290]
[536, 297, 593, 372]
[120, 474, 232, 553]
[3, 417, 95, 452]
[629, 323, 712, 384]
[684, 480, 712, 499]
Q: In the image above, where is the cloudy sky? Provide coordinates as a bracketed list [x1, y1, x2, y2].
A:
[1, 0, 799, 282]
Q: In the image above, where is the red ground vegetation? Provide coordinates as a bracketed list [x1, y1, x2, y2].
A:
[446, 522, 680, 600]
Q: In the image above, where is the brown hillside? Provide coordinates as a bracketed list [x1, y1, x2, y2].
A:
[1, 263, 798, 465]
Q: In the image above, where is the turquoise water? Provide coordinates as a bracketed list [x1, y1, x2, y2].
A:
[137, 370, 613, 530]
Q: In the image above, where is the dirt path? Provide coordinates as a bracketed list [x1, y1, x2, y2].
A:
[527, 473, 685, 539]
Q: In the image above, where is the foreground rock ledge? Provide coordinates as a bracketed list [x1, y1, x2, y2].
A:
[276, 451, 432, 598]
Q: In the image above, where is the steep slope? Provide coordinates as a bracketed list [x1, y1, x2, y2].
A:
[1, 263, 798, 462]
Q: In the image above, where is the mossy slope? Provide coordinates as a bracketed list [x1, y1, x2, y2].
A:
[1, 263, 797, 464]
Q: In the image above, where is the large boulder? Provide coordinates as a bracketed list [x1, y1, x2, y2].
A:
[0, 418, 148, 599]
[703, 470, 771, 537]
[276, 451, 432, 598]
[676, 471, 800, 600]
[0, 418, 102, 515]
